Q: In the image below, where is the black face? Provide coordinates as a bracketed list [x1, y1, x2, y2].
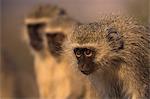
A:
[46, 32, 65, 58]
[74, 48, 97, 75]
[27, 23, 45, 51]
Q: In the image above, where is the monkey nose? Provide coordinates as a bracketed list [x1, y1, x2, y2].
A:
[78, 64, 85, 70]
[78, 64, 91, 75]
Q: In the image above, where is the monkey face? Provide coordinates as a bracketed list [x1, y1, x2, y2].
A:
[27, 22, 66, 59]
[46, 32, 66, 58]
[27, 23, 45, 51]
[73, 47, 97, 75]
[69, 23, 125, 74]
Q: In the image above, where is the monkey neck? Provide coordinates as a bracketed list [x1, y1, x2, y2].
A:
[89, 70, 127, 99]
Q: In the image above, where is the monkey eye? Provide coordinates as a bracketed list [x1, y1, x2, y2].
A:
[84, 49, 92, 57]
[75, 50, 81, 58]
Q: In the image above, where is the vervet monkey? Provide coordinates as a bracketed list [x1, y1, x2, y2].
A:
[66, 15, 149, 99]
[24, 4, 98, 99]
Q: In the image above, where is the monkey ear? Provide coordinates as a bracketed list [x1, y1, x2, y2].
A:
[106, 28, 124, 51]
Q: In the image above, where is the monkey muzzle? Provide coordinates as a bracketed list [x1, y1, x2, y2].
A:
[78, 64, 94, 75]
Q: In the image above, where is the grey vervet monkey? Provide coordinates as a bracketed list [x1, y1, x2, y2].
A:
[24, 4, 98, 99]
[66, 15, 149, 99]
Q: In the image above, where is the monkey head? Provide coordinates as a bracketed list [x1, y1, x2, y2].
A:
[43, 9, 78, 60]
[24, 4, 76, 60]
[67, 16, 128, 75]
[66, 15, 150, 99]
[24, 4, 67, 51]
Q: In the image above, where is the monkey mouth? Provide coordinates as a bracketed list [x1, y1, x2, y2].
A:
[78, 65, 95, 75]
[80, 70, 93, 75]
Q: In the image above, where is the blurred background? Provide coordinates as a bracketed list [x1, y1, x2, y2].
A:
[1, 0, 149, 98]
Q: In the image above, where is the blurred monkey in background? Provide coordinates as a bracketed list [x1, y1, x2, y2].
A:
[24, 4, 98, 99]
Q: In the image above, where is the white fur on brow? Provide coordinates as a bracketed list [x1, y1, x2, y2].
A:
[24, 18, 50, 24]
[70, 43, 99, 49]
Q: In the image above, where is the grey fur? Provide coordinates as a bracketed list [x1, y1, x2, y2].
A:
[67, 15, 150, 99]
